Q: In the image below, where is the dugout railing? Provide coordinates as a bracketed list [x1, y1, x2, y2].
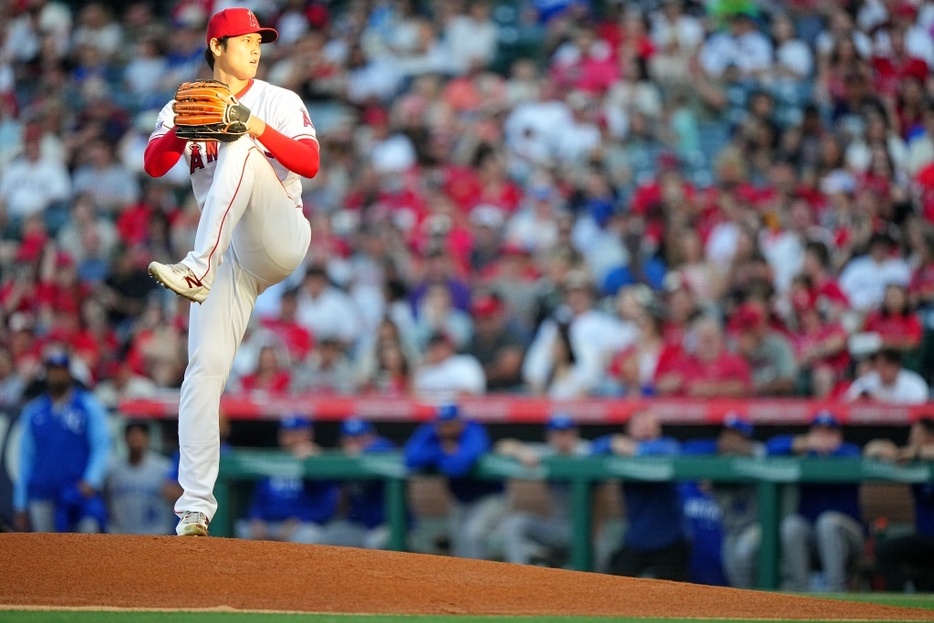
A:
[213, 451, 934, 590]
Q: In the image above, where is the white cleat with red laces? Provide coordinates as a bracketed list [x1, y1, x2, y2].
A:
[149, 261, 210, 304]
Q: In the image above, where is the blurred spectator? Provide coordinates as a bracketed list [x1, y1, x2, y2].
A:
[93, 358, 156, 410]
[413, 331, 484, 399]
[0, 344, 26, 410]
[699, 11, 773, 81]
[839, 232, 911, 313]
[845, 347, 929, 404]
[408, 248, 472, 314]
[0, 126, 70, 232]
[607, 287, 675, 396]
[786, 277, 849, 398]
[767, 411, 863, 592]
[291, 337, 358, 395]
[259, 287, 314, 363]
[412, 282, 472, 351]
[523, 269, 634, 396]
[322, 418, 397, 550]
[71, 139, 140, 215]
[238, 344, 292, 393]
[801, 240, 851, 322]
[732, 300, 798, 396]
[591, 410, 687, 581]
[13, 351, 110, 533]
[444, 0, 498, 74]
[683, 413, 766, 589]
[56, 194, 118, 281]
[295, 265, 362, 348]
[496, 413, 590, 565]
[466, 292, 527, 392]
[861, 283, 923, 354]
[235, 416, 339, 544]
[404, 403, 505, 559]
[98, 245, 157, 332]
[104, 421, 172, 535]
[864, 416, 934, 592]
[655, 314, 752, 398]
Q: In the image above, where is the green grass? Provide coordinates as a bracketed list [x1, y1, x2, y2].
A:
[2, 595, 932, 623]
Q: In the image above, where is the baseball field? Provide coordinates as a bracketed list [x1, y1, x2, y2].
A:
[1, 534, 932, 623]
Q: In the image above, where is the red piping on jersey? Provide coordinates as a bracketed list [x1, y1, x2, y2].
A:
[143, 128, 187, 177]
[257, 125, 320, 178]
[199, 149, 252, 282]
[235, 79, 254, 99]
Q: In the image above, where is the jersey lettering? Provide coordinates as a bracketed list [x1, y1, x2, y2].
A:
[205, 141, 218, 163]
[190, 144, 205, 174]
[301, 109, 313, 128]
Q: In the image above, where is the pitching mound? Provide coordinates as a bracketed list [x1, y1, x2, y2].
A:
[0, 534, 928, 619]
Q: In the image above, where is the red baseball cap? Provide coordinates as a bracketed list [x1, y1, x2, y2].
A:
[206, 8, 277, 46]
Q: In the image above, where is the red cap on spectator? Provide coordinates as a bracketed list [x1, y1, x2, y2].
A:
[206, 8, 277, 46]
[731, 302, 767, 332]
[471, 294, 503, 318]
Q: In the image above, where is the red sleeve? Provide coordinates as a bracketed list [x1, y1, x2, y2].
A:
[257, 125, 320, 179]
[143, 128, 187, 178]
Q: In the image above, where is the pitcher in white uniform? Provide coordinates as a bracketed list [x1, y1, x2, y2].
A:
[142, 7, 320, 536]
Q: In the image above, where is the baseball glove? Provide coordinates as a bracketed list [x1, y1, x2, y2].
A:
[172, 80, 251, 142]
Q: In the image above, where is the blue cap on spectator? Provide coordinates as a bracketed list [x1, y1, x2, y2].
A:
[722, 411, 753, 438]
[548, 413, 576, 431]
[281, 414, 312, 431]
[435, 403, 460, 422]
[341, 417, 374, 437]
[812, 410, 840, 428]
[44, 350, 70, 369]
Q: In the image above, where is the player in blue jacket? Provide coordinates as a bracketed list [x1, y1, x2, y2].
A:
[404, 403, 505, 559]
[591, 410, 689, 581]
[682, 412, 765, 588]
[321, 417, 399, 549]
[235, 416, 338, 543]
[13, 351, 111, 533]
[767, 410, 863, 592]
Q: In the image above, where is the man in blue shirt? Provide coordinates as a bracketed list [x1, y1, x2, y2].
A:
[14, 351, 111, 533]
[682, 412, 765, 588]
[235, 416, 338, 543]
[496, 412, 591, 566]
[404, 403, 506, 559]
[864, 416, 934, 592]
[591, 410, 688, 581]
[767, 410, 863, 592]
[321, 417, 398, 549]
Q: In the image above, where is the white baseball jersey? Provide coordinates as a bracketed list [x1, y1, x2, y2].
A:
[150, 79, 317, 208]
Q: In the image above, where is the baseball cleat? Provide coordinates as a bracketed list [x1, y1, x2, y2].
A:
[149, 261, 210, 304]
[176, 511, 210, 536]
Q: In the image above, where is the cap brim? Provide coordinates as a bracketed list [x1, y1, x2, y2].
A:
[258, 28, 278, 43]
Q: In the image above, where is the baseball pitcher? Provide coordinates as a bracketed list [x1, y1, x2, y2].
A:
[142, 8, 319, 536]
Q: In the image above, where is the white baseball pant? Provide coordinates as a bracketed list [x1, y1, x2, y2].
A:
[174, 136, 311, 522]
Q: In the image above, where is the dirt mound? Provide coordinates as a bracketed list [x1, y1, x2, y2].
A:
[0, 534, 928, 619]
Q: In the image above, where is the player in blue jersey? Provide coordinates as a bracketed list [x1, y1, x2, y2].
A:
[13, 351, 111, 533]
[767, 410, 863, 592]
[405, 403, 506, 559]
[591, 410, 689, 581]
[235, 416, 338, 543]
[321, 417, 399, 549]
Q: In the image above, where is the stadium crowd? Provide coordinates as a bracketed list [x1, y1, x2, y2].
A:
[1, 0, 934, 406]
[4, 0, 934, 595]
